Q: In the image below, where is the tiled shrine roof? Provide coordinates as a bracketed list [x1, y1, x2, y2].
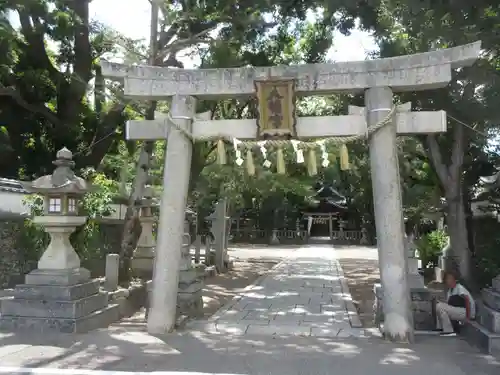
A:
[0, 178, 26, 194]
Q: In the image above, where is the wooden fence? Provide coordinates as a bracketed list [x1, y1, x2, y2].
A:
[230, 229, 309, 244]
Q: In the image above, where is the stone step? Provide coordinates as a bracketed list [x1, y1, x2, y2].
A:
[10, 280, 100, 301]
[476, 302, 500, 333]
[0, 293, 108, 319]
[462, 320, 500, 356]
[481, 288, 500, 311]
[0, 303, 120, 333]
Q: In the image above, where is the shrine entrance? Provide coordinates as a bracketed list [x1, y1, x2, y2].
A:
[303, 212, 337, 239]
[102, 41, 481, 342]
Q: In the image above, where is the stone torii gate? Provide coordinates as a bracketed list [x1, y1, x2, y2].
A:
[102, 41, 480, 342]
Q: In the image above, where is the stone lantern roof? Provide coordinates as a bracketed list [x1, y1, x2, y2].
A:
[22, 147, 90, 195]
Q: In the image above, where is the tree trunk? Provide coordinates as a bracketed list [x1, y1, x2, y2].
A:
[118, 2, 160, 282]
[445, 194, 471, 283]
[118, 138, 155, 283]
[426, 114, 472, 282]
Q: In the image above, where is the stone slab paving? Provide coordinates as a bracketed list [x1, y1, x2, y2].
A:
[189, 245, 364, 337]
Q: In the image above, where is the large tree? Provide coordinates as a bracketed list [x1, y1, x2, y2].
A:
[0, 0, 128, 178]
[359, 2, 500, 283]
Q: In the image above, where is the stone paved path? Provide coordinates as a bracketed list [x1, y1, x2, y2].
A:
[189, 245, 364, 337]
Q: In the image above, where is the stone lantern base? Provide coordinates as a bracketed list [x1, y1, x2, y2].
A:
[0, 267, 120, 333]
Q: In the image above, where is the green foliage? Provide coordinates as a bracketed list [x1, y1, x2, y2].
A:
[416, 230, 448, 268]
[471, 217, 500, 288]
[5, 0, 500, 285]
[0, 0, 127, 178]
[475, 242, 500, 289]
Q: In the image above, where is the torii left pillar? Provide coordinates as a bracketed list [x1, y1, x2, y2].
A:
[147, 95, 196, 334]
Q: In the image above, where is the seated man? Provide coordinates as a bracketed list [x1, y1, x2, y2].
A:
[436, 271, 475, 337]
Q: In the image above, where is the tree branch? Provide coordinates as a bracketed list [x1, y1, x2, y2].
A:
[68, 1, 93, 94]
[0, 86, 61, 126]
[426, 134, 450, 187]
[17, 10, 61, 83]
[158, 26, 217, 60]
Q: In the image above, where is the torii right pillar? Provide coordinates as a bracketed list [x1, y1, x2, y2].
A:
[366, 87, 413, 342]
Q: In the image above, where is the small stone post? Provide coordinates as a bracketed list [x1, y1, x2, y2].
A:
[328, 215, 333, 240]
[366, 87, 413, 342]
[148, 95, 196, 335]
[270, 229, 280, 245]
[360, 227, 369, 245]
[105, 254, 120, 291]
[339, 220, 346, 241]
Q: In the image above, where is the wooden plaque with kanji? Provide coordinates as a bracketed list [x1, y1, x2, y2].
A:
[254, 78, 297, 139]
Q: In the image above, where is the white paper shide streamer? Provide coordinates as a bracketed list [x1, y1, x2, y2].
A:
[316, 140, 329, 167]
[233, 138, 244, 166]
[258, 140, 271, 168]
[291, 140, 304, 163]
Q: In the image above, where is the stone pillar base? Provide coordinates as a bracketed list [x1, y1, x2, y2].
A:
[0, 268, 119, 333]
[373, 283, 436, 331]
[177, 265, 205, 318]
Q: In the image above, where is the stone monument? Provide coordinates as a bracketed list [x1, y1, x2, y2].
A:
[207, 198, 230, 272]
[102, 41, 481, 341]
[131, 185, 157, 279]
[0, 148, 119, 333]
[177, 210, 204, 317]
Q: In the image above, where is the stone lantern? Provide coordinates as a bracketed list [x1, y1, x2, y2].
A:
[25, 147, 89, 271]
[0, 147, 119, 333]
[132, 185, 158, 279]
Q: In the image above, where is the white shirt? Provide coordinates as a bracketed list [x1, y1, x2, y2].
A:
[447, 283, 475, 318]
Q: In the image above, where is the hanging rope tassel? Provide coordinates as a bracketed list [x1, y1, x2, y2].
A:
[340, 144, 350, 171]
[246, 149, 255, 176]
[276, 148, 286, 174]
[217, 139, 227, 165]
[307, 148, 317, 176]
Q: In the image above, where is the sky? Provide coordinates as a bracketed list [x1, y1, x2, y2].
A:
[89, 0, 378, 67]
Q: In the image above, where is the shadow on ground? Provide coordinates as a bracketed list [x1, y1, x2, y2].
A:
[338, 258, 380, 327]
[202, 261, 276, 318]
[0, 326, 499, 374]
